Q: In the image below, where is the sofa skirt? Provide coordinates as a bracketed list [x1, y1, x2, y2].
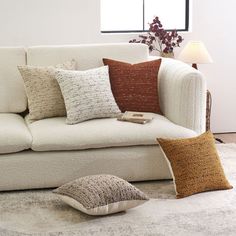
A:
[0, 145, 172, 191]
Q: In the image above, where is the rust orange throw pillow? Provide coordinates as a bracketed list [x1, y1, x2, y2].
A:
[157, 131, 233, 198]
[103, 58, 162, 113]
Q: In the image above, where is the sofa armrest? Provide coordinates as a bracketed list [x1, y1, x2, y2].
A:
[157, 58, 207, 134]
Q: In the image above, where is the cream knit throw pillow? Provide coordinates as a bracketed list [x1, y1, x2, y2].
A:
[55, 66, 121, 124]
[18, 59, 76, 122]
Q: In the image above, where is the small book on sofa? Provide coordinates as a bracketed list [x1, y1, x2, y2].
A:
[117, 111, 154, 124]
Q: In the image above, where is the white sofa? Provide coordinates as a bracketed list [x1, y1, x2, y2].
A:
[0, 43, 206, 191]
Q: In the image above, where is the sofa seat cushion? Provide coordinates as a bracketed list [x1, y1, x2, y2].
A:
[26, 114, 197, 152]
[0, 114, 32, 154]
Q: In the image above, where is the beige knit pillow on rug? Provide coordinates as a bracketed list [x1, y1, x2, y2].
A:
[18, 59, 76, 122]
[53, 174, 149, 215]
[157, 131, 233, 198]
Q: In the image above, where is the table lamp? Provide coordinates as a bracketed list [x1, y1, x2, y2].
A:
[178, 41, 213, 69]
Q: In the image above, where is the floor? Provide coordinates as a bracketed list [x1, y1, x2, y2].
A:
[214, 133, 236, 143]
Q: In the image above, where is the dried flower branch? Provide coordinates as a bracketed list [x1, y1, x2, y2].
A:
[129, 16, 184, 54]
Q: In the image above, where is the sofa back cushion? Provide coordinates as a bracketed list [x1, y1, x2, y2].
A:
[0, 47, 27, 113]
[0, 44, 148, 113]
[27, 43, 149, 69]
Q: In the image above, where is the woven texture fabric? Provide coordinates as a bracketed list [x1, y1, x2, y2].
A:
[18, 60, 76, 121]
[157, 131, 233, 198]
[55, 66, 121, 124]
[103, 58, 162, 113]
[53, 174, 149, 215]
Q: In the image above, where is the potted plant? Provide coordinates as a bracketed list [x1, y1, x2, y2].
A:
[129, 16, 183, 58]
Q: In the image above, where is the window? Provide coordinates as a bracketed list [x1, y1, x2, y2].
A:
[101, 0, 189, 33]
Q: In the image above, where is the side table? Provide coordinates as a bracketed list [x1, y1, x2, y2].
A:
[206, 90, 211, 131]
[206, 90, 224, 143]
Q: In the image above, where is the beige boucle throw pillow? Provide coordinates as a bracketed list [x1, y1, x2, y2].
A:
[18, 59, 76, 121]
[157, 131, 233, 198]
[53, 174, 149, 215]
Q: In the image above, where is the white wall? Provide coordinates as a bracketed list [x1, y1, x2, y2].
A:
[0, 0, 235, 132]
[183, 0, 236, 133]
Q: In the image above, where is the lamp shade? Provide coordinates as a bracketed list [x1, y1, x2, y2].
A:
[178, 41, 213, 64]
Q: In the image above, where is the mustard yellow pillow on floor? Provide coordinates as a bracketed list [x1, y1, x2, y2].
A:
[157, 131, 233, 198]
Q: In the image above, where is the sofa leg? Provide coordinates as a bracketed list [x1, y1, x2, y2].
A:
[215, 137, 224, 143]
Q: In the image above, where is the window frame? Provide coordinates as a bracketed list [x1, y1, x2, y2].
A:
[101, 0, 189, 33]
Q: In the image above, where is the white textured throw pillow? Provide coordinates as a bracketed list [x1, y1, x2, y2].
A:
[55, 66, 121, 124]
[53, 175, 149, 216]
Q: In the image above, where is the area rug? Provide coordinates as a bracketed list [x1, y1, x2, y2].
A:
[0, 143, 236, 236]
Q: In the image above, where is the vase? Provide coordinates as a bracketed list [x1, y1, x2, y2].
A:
[160, 52, 174, 58]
